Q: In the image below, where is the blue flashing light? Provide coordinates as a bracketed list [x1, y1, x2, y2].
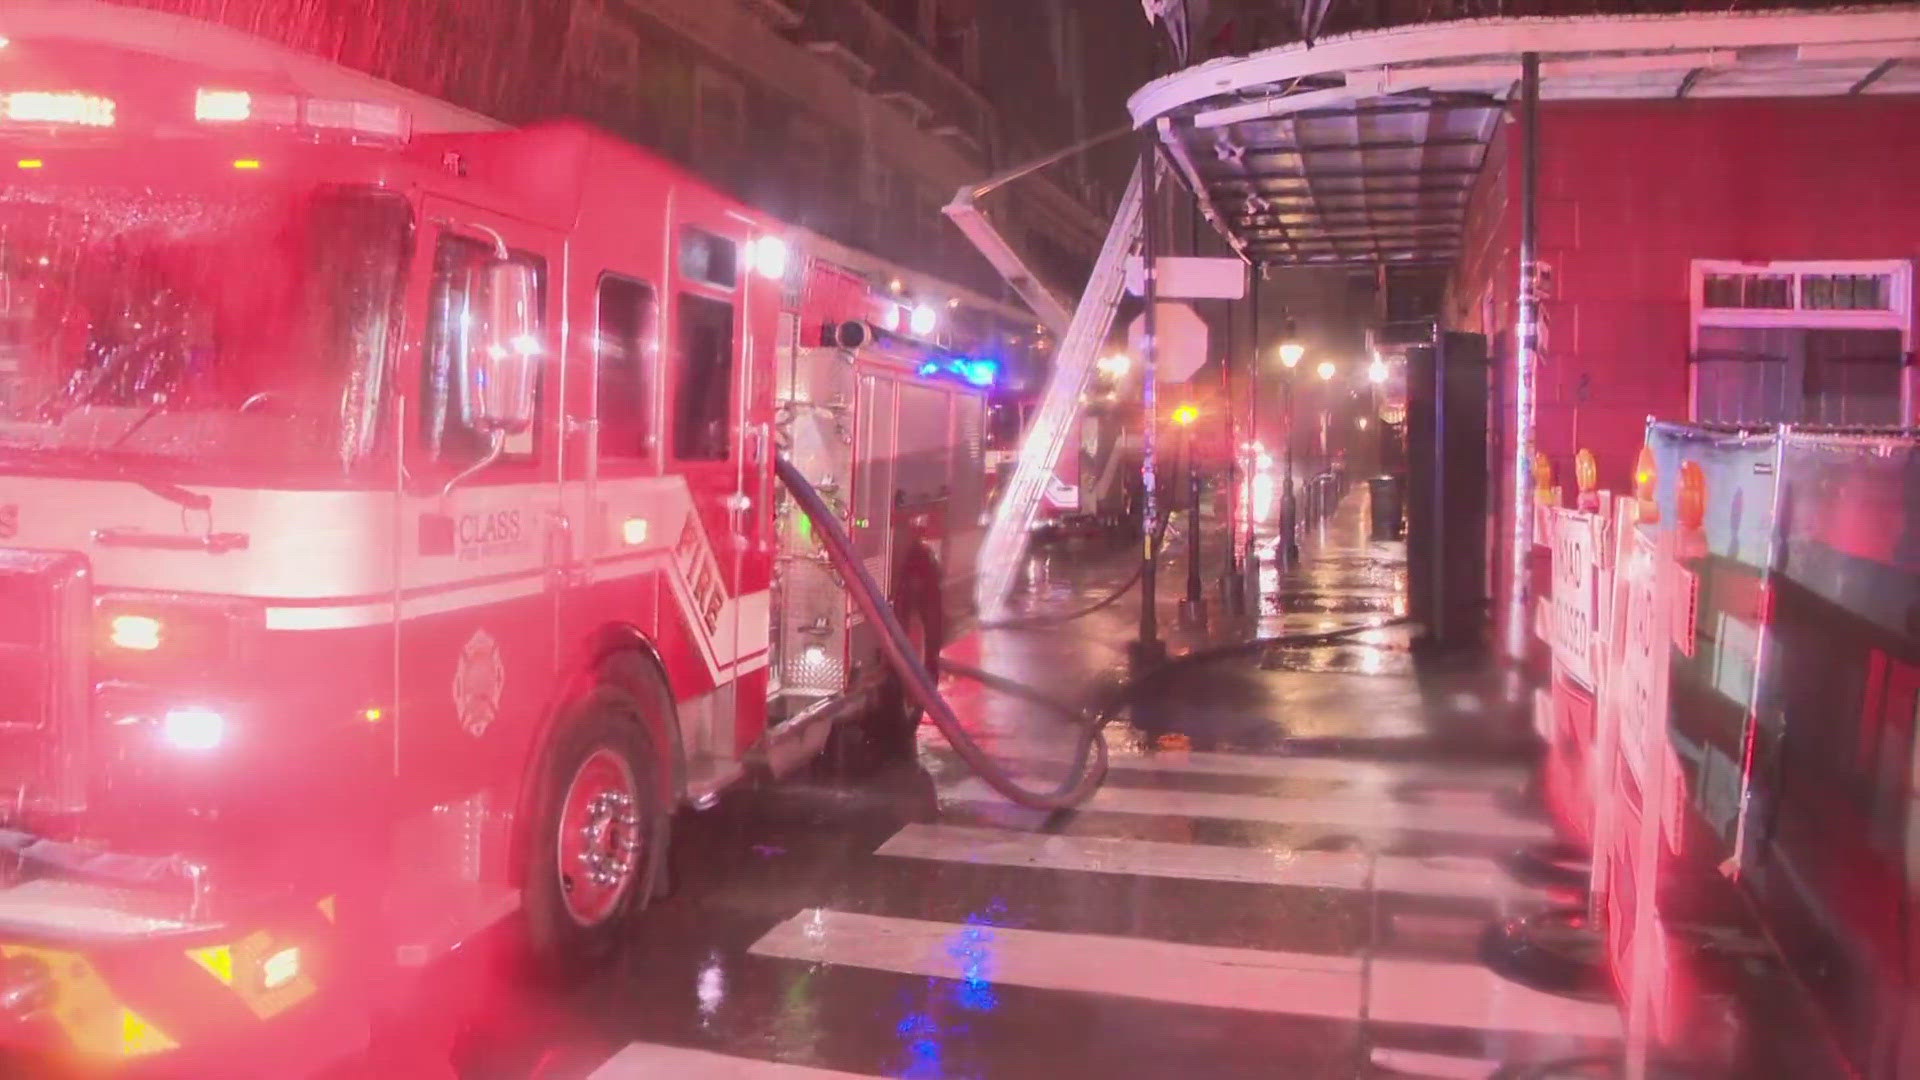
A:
[960, 359, 998, 388]
[916, 356, 1000, 389]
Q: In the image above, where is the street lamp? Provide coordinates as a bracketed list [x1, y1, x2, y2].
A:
[1174, 403, 1205, 627]
[1277, 316, 1303, 369]
[1316, 359, 1337, 381]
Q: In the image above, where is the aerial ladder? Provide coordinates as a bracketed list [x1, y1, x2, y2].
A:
[946, 132, 1142, 619]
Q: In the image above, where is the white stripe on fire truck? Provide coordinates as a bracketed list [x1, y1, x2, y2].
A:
[749, 909, 1621, 1038]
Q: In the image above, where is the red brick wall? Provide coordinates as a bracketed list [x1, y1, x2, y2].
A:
[1532, 97, 1920, 490]
[1449, 95, 1920, 644]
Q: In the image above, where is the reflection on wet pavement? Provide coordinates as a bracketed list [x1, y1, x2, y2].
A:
[455, 492, 1639, 1080]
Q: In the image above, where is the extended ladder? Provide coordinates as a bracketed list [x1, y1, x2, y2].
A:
[957, 165, 1143, 618]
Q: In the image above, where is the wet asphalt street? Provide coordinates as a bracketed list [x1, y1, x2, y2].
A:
[449, 493, 1622, 1080]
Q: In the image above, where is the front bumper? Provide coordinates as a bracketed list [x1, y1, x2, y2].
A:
[0, 873, 362, 1076]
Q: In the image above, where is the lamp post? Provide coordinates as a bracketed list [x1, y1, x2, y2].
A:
[1174, 404, 1205, 628]
[1276, 319, 1302, 569]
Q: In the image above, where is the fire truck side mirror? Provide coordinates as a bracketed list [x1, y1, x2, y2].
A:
[469, 261, 542, 435]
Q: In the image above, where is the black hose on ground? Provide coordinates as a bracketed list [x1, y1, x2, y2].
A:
[976, 510, 1170, 630]
[776, 456, 1412, 810]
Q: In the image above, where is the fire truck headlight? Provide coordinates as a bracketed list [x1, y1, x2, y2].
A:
[108, 614, 164, 651]
[909, 305, 938, 337]
[749, 236, 789, 280]
[161, 708, 226, 752]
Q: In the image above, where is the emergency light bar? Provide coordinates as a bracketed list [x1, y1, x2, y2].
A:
[194, 87, 410, 143]
[917, 357, 999, 388]
[1, 90, 114, 127]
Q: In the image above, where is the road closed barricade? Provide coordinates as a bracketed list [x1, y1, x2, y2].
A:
[1520, 423, 1916, 1077]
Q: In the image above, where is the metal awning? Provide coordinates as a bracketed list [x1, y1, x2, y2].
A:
[1131, 6, 1920, 267]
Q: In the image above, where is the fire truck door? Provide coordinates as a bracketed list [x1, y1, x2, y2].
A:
[395, 200, 565, 859]
[666, 214, 771, 757]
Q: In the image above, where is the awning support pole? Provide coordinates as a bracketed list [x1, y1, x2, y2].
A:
[1132, 134, 1166, 669]
[1506, 51, 1542, 668]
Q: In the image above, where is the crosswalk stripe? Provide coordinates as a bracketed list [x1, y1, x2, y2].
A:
[586, 1042, 876, 1078]
[939, 777, 1553, 839]
[751, 908, 1364, 1021]
[1368, 1047, 1503, 1078]
[878, 822, 1368, 888]
[1369, 955, 1621, 1038]
[876, 823, 1544, 902]
[992, 749, 1523, 787]
[750, 909, 1619, 1039]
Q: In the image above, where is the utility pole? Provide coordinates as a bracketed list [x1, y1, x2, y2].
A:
[1506, 52, 1542, 670]
[1222, 264, 1244, 615]
[1243, 263, 1262, 605]
[1130, 137, 1166, 670]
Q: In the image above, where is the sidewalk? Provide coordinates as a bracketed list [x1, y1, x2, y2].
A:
[936, 487, 1523, 777]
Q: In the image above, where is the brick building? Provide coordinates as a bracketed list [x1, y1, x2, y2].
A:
[1448, 95, 1920, 495]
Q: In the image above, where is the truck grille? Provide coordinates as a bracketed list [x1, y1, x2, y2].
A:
[0, 551, 91, 816]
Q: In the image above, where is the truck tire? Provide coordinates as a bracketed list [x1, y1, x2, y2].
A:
[524, 686, 663, 975]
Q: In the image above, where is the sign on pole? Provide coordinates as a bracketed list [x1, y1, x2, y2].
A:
[1124, 256, 1247, 300]
[1127, 302, 1208, 383]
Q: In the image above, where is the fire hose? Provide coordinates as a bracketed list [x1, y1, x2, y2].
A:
[775, 456, 1409, 811]
[975, 509, 1167, 631]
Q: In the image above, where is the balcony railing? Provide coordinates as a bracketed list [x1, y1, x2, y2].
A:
[1194, 0, 1876, 61]
[790, 0, 994, 157]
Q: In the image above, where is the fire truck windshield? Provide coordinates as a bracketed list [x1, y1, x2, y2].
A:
[0, 181, 412, 482]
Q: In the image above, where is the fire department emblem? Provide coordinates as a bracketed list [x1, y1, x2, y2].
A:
[452, 629, 506, 737]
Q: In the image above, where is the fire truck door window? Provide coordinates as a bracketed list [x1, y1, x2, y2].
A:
[672, 293, 734, 461]
[420, 234, 548, 465]
[678, 228, 738, 291]
[595, 275, 658, 460]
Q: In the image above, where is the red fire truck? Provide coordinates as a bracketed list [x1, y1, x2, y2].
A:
[0, 10, 990, 1072]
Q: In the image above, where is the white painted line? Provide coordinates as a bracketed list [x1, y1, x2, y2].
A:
[878, 825, 1545, 903]
[1368, 1047, 1502, 1079]
[941, 777, 1553, 840]
[1372, 854, 1547, 903]
[1370, 956, 1622, 1039]
[751, 909, 1365, 1020]
[877, 823, 1371, 889]
[750, 910, 1619, 1039]
[1064, 750, 1524, 787]
[587, 1043, 875, 1079]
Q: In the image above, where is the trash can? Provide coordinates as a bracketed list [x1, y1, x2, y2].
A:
[1367, 474, 1404, 540]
